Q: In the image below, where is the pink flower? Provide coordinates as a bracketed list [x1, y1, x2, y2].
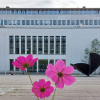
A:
[45, 60, 76, 89]
[12, 54, 38, 71]
[32, 79, 54, 99]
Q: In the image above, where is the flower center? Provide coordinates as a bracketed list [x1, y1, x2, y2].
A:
[40, 88, 45, 92]
[23, 63, 29, 68]
[58, 72, 63, 77]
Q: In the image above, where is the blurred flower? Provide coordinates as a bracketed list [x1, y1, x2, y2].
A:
[12, 54, 38, 71]
[32, 79, 54, 99]
[45, 60, 76, 89]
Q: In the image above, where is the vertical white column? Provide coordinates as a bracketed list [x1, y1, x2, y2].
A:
[19, 36, 21, 54]
[25, 36, 27, 54]
[54, 36, 55, 55]
[37, 36, 38, 54]
[48, 36, 50, 54]
[14, 36, 15, 54]
[31, 36, 32, 54]
[43, 36, 44, 54]
[37, 60, 38, 73]
[60, 36, 61, 55]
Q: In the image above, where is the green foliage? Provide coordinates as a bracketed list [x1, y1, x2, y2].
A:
[81, 38, 100, 63]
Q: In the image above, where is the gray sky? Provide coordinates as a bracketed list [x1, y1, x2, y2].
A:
[0, 0, 100, 8]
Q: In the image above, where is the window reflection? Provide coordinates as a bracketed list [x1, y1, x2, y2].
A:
[9, 36, 14, 54]
[56, 36, 60, 54]
[44, 36, 48, 54]
[61, 36, 66, 54]
[38, 36, 42, 54]
[32, 36, 37, 54]
[21, 36, 25, 54]
[15, 36, 19, 54]
[27, 36, 31, 54]
[50, 36, 54, 54]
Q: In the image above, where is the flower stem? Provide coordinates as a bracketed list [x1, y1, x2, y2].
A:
[27, 69, 39, 100]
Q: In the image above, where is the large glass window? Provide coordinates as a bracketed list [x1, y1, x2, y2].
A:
[49, 10, 53, 14]
[3, 10, 6, 14]
[45, 10, 49, 14]
[67, 20, 70, 25]
[53, 20, 57, 25]
[21, 36, 25, 54]
[80, 10, 83, 14]
[80, 20, 84, 25]
[58, 20, 61, 25]
[28, 10, 32, 14]
[50, 36, 54, 54]
[15, 36, 19, 54]
[8, 20, 12, 25]
[10, 59, 14, 71]
[9, 36, 14, 54]
[7, 10, 10, 14]
[62, 20, 66, 25]
[71, 20, 75, 25]
[84, 10, 88, 14]
[56, 36, 60, 54]
[40, 20, 43, 25]
[11, 10, 15, 14]
[71, 11, 74, 14]
[85, 20, 88, 25]
[22, 20, 25, 25]
[0, 20, 3, 25]
[75, 10, 79, 14]
[94, 20, 98, 25]
[38, 36, 42, 54]
[44, 20, 48, 25]
[32, 36, 37, 54]
[4, 20, 7, 25]
[35, 20, 39, 25]
[48, 20, 52, 25]
[31, 20, 34, 25]
[61, 11, 66, 14]
[40, 10, 44, 14]
[17, 20, 20, 25]
[26, 20, 30, 25]
[54, 11, 58, 14]
[76, 20, 79, 25]
[61, 36, 66, 54]
[93, 10, 97, 14]
[0, 10, 2, 14]
[49, 59, 54, 65]
[27, 36, 31, 54]
[88, 10, 92, 14]
[89, 20, 93, 25]
[13, 20, 17, 25]
[32, 10, 37, 14]
[44, 36, 48, 54]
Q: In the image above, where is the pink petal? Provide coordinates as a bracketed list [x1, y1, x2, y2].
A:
[45, 69, 57, 78]
[39, 79, 45, 87]
[56, 60, 65, 72]
[40, 93, 45, 99]
[45, 86, 54, 93]
[29, 58, 38, 67]
[26, 54, 33, 63]
[63, 74, 76, 86]
[32, 87, 41, 97]
[33, 81, 41, 89]
[17, 56, 26, 64]
[12, 61, 22, 67]
[56, 78, 64, 89]
[44, 81, 51, 88]
[51, 75, 58, 83]
[47, 64, 57, 72]
[62, 66, 74, 74]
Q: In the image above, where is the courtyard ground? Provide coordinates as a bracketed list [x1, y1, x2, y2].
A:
[0, 74, 100, 100]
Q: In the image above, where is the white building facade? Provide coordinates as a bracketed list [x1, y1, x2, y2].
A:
[0, 7, 100, 74]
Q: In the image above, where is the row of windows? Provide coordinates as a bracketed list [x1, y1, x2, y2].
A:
[0, 9, 100, 15]
[9, 36, 66, 55]
[10, 59, 66, 72]
[1, 19, 100, 25]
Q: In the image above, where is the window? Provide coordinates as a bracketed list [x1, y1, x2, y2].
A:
[15, 36, 19, 54]
[66, 11, 70, 14]
[84, 10, 88, 14]
[11, 10, 15, 14]
[32, 10, 37, 14]
[40, 20, 43, 25]
[50, 36, 54, 54]
[0, 20, 3, 25]
[27, 36, 31, 54]
[71, 11, 74, 14]
[67, 20, 70, 25]
[31, 20, 34, 25]
[88, 10, 92, 14]
[80, 20, 84, 25]
[40, 10, 44, 14]
[94, 20, 98, 25]
[75, 10, 79, 14]
[35, 20, 39, 25]
[53, 20, 57, 25]
[85, 20, 88, 25]
[54, 11, 58, 14]
[76, 20, 79, 25]
[56, 36, 60, 54]
[38, 36, 42, 54]
[89, 20, 93, 25]
[13, 20, 17, 25]
[49, 60, 54, 65]
[0, 10, 2, 14]
[44, 36, 48, 54]
[80, 10, 83, 14]
[93, 10, 97, 14]
[9, 36, 14, 54]
[8, 20, 12, 25]
[3, 10, 6, 14]
[22, 20, 25, 25]
[44, 20, 48, 25]
[58, 20, 61, 25]
[32, 36, 37, 54]
[45, 10, 49, 14]
[21, 36, 25, 54]
[4, 20, 7, 25]
[58, 10, 61, 14]
[71, 20, 75, 25]
[61, 36, 66, 54]
[17, 20, 20, 25]
[7, 10, 10, 14]
[28, 10, 31, 14]
[61, 11, 66, 14]
[48, 20, 52, 25]
[26, 20, 30, 25]
[49, 10, 53, 14]
[62, 20, 66, 25]
[10, 59, 14, 71]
